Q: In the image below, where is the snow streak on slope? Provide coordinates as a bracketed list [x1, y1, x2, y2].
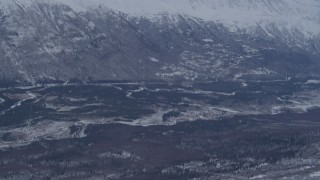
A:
[2, 0, 320, 37]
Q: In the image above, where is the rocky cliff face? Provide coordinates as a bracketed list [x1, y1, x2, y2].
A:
[0, 0, 319, 83]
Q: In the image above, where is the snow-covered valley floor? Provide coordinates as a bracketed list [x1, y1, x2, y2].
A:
[0, 80, 320, 148]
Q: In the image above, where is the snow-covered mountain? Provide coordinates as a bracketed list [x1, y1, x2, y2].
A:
[0, 0, 320, 82]
[3, 0, 320, 36]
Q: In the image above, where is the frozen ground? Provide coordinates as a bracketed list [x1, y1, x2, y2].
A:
[0, 80, 320, 179]
[0, 80, 320, 148]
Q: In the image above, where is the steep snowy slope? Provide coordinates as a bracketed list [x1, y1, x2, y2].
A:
[0, 0, 319, 82]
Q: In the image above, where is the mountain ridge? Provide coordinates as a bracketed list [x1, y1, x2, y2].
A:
[0, 0, 319, 83]
[2, 0, 320, 37]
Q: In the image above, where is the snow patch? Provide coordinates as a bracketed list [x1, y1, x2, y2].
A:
[0, 120, 73, 148]
[88, 21, 95, 29]
[250, 175, 267, 179]
[150, 57, 159, 62]
[305, 80, 320, 84]
[0, 97, 4, 104]
[310, 171, 320, 178]
[1, 92, 37, 115]
[202, 39, 214, 43]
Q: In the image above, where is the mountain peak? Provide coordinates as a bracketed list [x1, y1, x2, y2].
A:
[2, 0, 320, 36]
